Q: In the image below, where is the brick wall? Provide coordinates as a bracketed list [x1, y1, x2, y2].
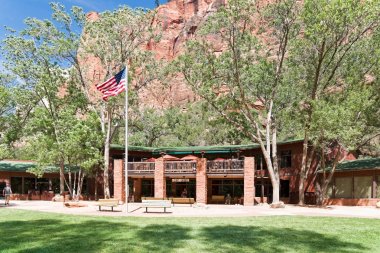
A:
[154, 158, 166, 198]
[244, 157, 255, 206]
[196, 158, 207, 204]
[113, 159, 125, 202]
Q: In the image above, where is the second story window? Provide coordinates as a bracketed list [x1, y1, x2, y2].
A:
[280, 150, 292, 168]
[255, 155, 267, 170]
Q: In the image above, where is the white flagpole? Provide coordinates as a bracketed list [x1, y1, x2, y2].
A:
[124, 66, 129, 213]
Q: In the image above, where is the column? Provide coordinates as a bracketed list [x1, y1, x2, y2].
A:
[113, 159, 125, 202]
[154, 158, 166, 198]
[134, 178, 142, 202]
[196, 158, 207, 204]
[244, 156, 255, 206]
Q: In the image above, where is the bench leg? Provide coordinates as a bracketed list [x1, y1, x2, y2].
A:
[164, 207, 166, 213]
[112, 206, 113, 212]
[146, 207, 148, 213]
[99, 206, 101, 211]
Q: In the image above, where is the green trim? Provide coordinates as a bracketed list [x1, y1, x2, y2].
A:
[0, 160, 78, 173]
[320, 157, 380, 172]
[111, 138, 303, 155]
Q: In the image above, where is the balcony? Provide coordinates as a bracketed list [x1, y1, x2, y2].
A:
[128, 162, 155, 174]
[255, 170, 269, 177]
[165, 161, 197, 174]
[206, 160, 244, 174]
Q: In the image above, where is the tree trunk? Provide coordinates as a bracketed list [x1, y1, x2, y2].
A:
[103, 108, 112, 199]
[271, 123, 280, 203]
[298, 131, 309, 205]
[272, 181, 280, 203]
[60, 160, 65, 195]
[315, 178, 323, 206]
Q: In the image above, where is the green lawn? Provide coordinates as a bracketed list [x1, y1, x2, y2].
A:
[0, 209, 379, 253]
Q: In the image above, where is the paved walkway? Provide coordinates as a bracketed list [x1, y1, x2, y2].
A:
[1, 201, 379, 218]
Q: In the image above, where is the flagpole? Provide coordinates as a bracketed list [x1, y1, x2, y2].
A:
[124, 66, 129, 213]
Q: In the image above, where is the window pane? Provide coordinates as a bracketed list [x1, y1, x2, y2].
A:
[327, 182, 333, 198]
[354, 176, 372, 198]
[11, 177, 22, 194]
[280, 150, 292, 168]
[335, 177, 352, 198]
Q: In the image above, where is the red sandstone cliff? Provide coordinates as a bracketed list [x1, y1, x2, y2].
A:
[82, 0, 227, 108]
[137, 0, 228, 108]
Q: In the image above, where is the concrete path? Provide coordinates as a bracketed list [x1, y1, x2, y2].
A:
[1, 201, 379, 219]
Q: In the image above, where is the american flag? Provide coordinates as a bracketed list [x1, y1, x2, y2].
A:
[96, 67, 126, 101]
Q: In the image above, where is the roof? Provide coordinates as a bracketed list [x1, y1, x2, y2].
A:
[321, 157, 380, 172]
[111, 139, 303, 155]
[0, 160, 78, 173]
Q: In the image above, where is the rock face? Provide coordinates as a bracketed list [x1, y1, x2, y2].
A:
[136, 0, 227, 108]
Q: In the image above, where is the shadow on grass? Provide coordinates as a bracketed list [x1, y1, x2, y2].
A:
[0, 214, 370, 253]
[198, 225, 368, 253]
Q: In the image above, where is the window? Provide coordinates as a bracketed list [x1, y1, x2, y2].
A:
[141, 179, 154, 197]
[211, 179, 244, 198]
[280, 150, 292, 168]
[51, 178, 60, 194]
[10, 177, 22, 194]
[24, 177, 36, 194]
[280, 180, 290, 198]
[335, 177, 352, 198]
[354, 176, 372, 198]
[36, 178, 49, 192]
[255, 155, 267, 171]
[0, 182, 6, 196]
[377, 176, 380, 198]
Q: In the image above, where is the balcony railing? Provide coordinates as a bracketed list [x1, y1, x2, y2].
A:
[165, 161, 197, 174]
[128, 162, 155, 174]
[255, 170, 269, 177]
[206, 160, 244, 174]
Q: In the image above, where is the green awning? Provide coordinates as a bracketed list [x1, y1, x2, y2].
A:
[320, 157, 380, 172]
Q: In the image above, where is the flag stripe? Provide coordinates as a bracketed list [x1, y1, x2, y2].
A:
[96, 68, 126, 101]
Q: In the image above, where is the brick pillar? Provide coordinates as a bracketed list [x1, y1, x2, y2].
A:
[133, 178, 142, 202]
[113, 159, 125, 202]
[196, 158, 207, 204]
[244, 157, 255, 206]
[154, 158, 166, 198]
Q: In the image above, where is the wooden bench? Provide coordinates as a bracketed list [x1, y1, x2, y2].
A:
[169, 197, 195, 206]
[95, 199, 119, 211]
[211, 195, 225, 204]
[141, 197, 165, 201]
[141, 200, 172, 213]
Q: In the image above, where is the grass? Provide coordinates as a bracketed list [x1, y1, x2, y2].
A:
[0, 209, 379, 253]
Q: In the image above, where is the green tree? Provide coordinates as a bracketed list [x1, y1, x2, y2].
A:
[177, 0, 300, 204]
[1, 7, 103, 198]
[288, 0, 380, 205]
[80, 6, 162, 198]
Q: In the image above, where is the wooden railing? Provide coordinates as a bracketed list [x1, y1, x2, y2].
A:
[206, 160, 244, 174]
[128, 162, 155, 174]
[255, 170, 269, 177]
[165, 161, 197, 174]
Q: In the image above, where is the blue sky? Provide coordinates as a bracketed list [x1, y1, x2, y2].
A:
[0, 0, 167, 70]
[0, 0, 165, 39]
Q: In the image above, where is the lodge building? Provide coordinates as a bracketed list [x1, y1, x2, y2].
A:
[1, 139, 379, 206]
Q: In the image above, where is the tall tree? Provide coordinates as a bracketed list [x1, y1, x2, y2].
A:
[1, 7, 103, 197]
[177, 0, 300, 204]
[77, 6, 161, 198]
[289, 0, 380, 205]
